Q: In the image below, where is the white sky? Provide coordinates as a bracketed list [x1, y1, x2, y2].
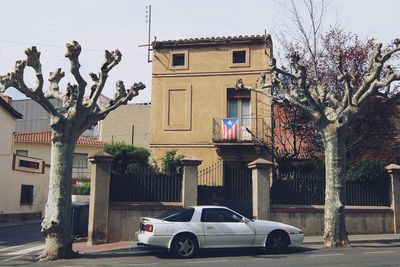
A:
[1, 0, 398, 103]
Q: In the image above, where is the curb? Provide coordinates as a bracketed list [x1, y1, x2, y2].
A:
[304, 238, 400, 245]
[0, 219, 41, 229]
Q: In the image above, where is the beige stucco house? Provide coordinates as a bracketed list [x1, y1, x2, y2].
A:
[150, 35, 273, 169]
[14, 132, 107, 184]
[0, 94, 49, 222]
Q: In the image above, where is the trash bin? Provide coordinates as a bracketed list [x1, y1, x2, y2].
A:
[71, 202, 89, 237]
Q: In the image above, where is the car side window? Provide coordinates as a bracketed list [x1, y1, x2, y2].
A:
[156, 208, 195, 222]
[201, 208, 243, 223]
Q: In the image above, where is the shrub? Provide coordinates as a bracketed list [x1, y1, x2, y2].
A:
[161, 150, 184, 175]
[346, 159, 389, 181]
[72, 183, 90, 195]
[104, 141, 151, 174]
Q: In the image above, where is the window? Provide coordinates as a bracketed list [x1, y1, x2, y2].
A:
[172, 53, 185, 66]
[156, 208, 195, 222]
[20, 185, 34, 205]
[201, 208, 243, 223]
[232, 50, 246, 64]
[227, 88, 251, 140]
[16, 150, 28, 156]
[169, 51, 189, 70]
[73, 153, 88, 168]
[230, 48, 250, 67]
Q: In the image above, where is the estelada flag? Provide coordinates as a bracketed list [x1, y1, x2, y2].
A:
[222, 118, 238, 140]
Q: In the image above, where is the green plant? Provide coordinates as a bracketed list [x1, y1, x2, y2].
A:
[104, 141, 151, 174]
[72, 184, 90, 195]
[346, 159, 389, 181]
[161, 150, 184, 175]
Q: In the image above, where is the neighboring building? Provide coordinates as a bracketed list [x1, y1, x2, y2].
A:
[14, 132, 107, 184]
[150, 35, 273, 169]
[0, 94, 49, 222]
[99, 103, 151, 148]
[12, 94, 111, 137]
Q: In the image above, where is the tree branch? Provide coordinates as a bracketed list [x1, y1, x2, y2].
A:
[88, 49, 122, 108]
[95, 81, 145, 120]
[65, 41, 87, 108]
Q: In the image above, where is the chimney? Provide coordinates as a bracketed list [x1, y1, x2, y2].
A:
[0, 93, 12, 104]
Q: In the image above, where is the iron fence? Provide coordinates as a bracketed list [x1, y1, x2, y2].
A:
[109, 170, 182, 202]
[271, 171, 390, 206]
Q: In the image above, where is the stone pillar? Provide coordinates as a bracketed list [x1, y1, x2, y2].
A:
[385, 164, 400, 234]
[248, 158, 273, 220]
[181, 157, 202, 207]
[87, 152, 114, 245]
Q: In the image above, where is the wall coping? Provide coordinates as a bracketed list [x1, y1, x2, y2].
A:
[88, 151, 114, 163]
[110, 202, 183, 211]
[248, 158, 273, 170]
[271, 205, 394, 214]
[181, 157, 202, 166]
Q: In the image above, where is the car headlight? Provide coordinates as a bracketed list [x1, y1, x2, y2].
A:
[288, 230, 303, 235]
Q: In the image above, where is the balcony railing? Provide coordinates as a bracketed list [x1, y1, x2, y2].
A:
[212, 117, 271, 144]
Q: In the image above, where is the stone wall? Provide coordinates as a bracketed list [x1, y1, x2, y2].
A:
[107, 202, 182, 242]
[271, 205, 394, 236]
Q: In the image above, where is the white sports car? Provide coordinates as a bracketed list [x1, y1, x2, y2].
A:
[137, 205, 304, 258]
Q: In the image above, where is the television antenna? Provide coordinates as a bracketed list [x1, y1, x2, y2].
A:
[138, 5, 153, 63]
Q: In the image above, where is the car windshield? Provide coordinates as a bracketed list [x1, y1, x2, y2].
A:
[156, 208, 195, 222]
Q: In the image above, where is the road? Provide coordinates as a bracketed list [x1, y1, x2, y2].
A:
[1, 223, 400, 266]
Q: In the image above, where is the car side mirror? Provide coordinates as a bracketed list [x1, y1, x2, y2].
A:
[242, 217, 250, 224]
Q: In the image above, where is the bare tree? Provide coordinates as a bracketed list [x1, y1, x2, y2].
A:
[0, 41, 145, 260]
[239, 0, 400, 248]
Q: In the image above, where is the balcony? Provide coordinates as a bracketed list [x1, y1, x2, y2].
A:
[212, 117, 272, 159]
[212, 117, 271, 143]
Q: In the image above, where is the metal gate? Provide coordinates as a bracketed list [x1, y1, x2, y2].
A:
[198, 161, 252, 217]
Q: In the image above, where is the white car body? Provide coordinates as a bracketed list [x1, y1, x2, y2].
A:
[137, 206, 303, 256]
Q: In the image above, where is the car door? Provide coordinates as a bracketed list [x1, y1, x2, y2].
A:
[201, 208, 255, 247]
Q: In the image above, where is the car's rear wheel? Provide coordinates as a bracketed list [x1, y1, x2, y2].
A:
[171, 234, 198, 258]
[266, 231, 289, 254]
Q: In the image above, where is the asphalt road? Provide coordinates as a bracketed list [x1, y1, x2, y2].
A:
[1, 223, 400, 266]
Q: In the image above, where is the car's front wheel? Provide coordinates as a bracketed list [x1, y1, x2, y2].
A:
[171, 234, 198, 258]
[266, 231, 290, 254]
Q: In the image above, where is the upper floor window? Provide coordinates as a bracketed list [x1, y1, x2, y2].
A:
[170, 50, 189, 70]
[230, 48, 250, 67]
[16, 150, 28, 156]
[172, 53, 185, 66]
[232, 50, 246, 64]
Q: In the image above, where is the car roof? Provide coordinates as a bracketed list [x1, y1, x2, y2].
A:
[189, 205, 230, 210]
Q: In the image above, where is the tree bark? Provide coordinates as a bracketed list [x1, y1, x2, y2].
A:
[321, 125, 350, 247]
[39, 130, 77, 260]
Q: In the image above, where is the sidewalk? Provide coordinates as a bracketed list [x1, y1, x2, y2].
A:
[72, 233, 400, 254]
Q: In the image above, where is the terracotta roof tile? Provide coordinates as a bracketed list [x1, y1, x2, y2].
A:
[153, 34, 271, 49]
[15, 132, 107, 147]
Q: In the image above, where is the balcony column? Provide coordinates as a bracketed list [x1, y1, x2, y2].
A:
[248, 158, 273, 220]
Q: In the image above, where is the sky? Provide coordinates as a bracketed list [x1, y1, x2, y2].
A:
[1, 0, 399, 103]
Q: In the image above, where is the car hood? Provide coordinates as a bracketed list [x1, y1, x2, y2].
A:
[251, 219, 303, 234]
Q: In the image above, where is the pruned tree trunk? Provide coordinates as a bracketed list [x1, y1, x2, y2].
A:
[321, 125, 350, 247]
[39, 130, 77, 260]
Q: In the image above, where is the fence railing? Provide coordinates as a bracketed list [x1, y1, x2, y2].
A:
[271, 172, 390, 206]
[212, 117, 270, 144]
[109, 170, 182, 202]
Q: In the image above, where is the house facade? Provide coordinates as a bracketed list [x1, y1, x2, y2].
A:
[150, 35, 273, 169]
[14, 132, 107, 184]
[0, 95, 49, 222]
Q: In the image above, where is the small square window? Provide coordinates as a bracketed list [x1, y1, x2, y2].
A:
[73, 153, 88, 168]
[20, 185, 33, 205]
[232, 50, 246, 64]
[172, 53, 185, 66]
[16, 150, 28, 156]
